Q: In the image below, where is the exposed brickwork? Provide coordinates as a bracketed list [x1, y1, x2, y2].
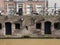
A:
[0, 15, 60, 37]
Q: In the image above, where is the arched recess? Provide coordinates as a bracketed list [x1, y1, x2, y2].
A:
[0, 23, 2, 29]
[44, 21, 51, 34]
[5, 22, 12, 35]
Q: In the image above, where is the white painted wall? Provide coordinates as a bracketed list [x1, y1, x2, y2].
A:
[48, 0, 60, 7]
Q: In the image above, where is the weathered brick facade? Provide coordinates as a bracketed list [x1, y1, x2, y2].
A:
[3, 0, 45, 15]
[0, 15, 60, 37]
[0, 0, 60, 38]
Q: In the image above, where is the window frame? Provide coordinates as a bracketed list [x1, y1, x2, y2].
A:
[54, 22, 60, 30]
[15, 23, 20, 29]
[36, 23, 41, 29]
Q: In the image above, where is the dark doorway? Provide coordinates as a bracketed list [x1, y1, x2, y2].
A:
[0, 23, 2, 29]
[44, 21, 51, 34]
[18, 8, 23, 15]
[36, 23, 41, 29]
[5, 22, 12, 35]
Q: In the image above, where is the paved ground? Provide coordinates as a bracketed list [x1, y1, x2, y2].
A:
[0, 39, 60, 45]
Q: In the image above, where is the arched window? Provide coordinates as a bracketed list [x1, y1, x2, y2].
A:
[36, 23, 41, 29]
[15, 23, 20, 29]
[54, 22, 60, 30]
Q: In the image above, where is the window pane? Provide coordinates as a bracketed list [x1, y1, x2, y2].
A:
[26, 4, 33, 14]
[28, 0, 32, 1]
[9, 0, 13, 1]
[36, 4, 42, 13]
[8, 4, 14, 15]
[36, 23, 41, 29]
[54, 22, 60, 30]
[15, 23, 20, 29]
